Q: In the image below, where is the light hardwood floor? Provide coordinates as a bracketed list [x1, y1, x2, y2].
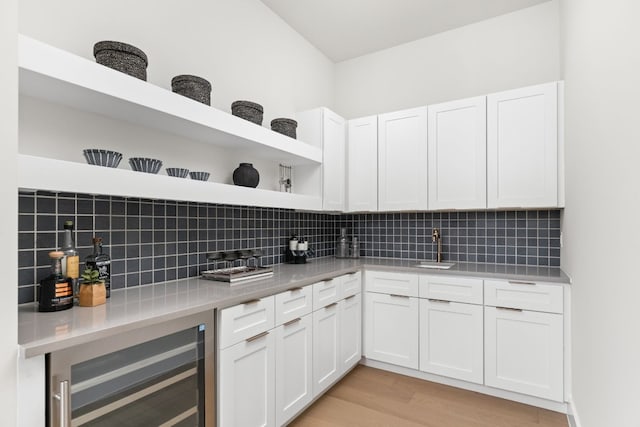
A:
[290, 366, 568, 427]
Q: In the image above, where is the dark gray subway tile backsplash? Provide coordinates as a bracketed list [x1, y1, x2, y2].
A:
[17, 191, 561, 304]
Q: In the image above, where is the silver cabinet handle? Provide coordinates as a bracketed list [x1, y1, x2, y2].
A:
[283, 317, 301, 327]
[389, 294, 410, 299]
[508, 280, 536, 286]
[53, 380, 70, 427]
[428, 299, 450, 304]
[497, 306, 523, 312]
[246, 331, 269, 342]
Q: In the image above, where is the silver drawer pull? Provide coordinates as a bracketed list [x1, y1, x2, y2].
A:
[243, 298, 261, 305]
[288, 287, 303, 292]
[390, 294, 410, 299]
[322, 278, 334, 283]
[345, 294, 357, 301]
[508, 280, 536, 286]
[325, 302, 338, 309]
[246, 331, 269, 342]
[428, 299, 450, 304]
[283, 318, 301, 327]
[497, 306, 523, 312]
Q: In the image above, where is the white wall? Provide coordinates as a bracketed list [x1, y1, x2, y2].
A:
[334, 1, 560, 119]
[0, 0, 18, 424]
[561, 1, 640, 426]
[18, 0, 334, 191]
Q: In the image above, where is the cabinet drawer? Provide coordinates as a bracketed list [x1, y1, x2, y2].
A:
[219, 296, 275, 349]
[341, 272, 362, 298]
[313, 277, 341, 311]
[364, 270, 419, 297]
[419, 275, 483, 304]
[484, 280, 563, 314]
[275, 285, 313, 325]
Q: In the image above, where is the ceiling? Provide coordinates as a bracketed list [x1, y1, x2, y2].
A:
[260, 0, 552, 62]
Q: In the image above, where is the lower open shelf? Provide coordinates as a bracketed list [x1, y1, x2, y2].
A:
[18, 155, 322, 210]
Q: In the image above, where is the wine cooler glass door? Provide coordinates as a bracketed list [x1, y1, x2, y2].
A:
[48, 311, 214, 427]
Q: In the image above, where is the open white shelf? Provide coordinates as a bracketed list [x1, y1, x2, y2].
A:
[19, 155, 322, 211]
[18, 35, 322, 166]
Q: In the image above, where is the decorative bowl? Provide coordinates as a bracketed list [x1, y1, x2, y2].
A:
[189, 171, 210, 181]
[129, 157, 163, 174]
[166, 167, 190, 178]
[83, 149, 123, 168]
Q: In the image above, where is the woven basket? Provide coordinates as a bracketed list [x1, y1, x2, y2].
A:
[271, 118, 297, 139]
[171, 75, 212, 105]
[94, 41, 148, 81]
[232, 100, 264, 125]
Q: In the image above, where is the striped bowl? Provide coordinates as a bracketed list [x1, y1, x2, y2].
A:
[189, 171, 210, 181]
[129, 157, 163, 174]
[83, 149, 122, 168]
[166, 167, 190, 178]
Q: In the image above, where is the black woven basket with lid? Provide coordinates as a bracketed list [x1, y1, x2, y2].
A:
[171, 75, 212, 105]
[93, 41, 148, 81]
[271, 118, 297, 139]
[232, 100, 264, 125]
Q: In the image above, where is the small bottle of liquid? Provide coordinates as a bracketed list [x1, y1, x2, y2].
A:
[61, 220, 80, 296]
[350, 236, 360, 259]
[336, 228, 348, 258]
[85, 237, 111, 298]
[38, 251, 74, 312]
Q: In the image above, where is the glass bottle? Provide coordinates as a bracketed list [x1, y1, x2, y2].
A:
[85, 237, 111, 298]
[38, 251, 74, 312]
[336, 228, 348, 258]
[61, 220, 80, 295]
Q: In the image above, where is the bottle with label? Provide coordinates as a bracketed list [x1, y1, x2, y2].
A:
[38, 251, 74, 312]
[85, 237, 111, 298]
[61, 220, 80, 295]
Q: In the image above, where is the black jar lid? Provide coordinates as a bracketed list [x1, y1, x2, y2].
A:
[171, 74, 212, 91]
[232, 100, 264, 112]
[93, 41, 148, 66]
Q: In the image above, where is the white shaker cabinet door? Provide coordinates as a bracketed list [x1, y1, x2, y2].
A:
[340, 294, 362, 372]
[487, 82, 558, 208]
[419, 299, 483, 384]
[219, 331, 275, 427]
[312, 301, 341, 395]
[484, 306, 563, 401]
[347, 115, 378, 212]
[323, 109, 347, 211]
[364, 292, 419, 369]
[378, 107, 428, 211]
[275, 314, 313, 427]
[428, 96, 487, 210]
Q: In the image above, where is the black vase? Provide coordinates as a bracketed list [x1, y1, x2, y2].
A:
[233, 163, 259, 188]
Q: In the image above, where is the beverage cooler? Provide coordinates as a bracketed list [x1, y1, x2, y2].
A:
[47, 311, 214, 427]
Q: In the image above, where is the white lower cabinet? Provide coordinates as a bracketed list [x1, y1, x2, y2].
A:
[312, 301, 341, 395]
[484, 306, 563, 401]
[419, 299, 483, 384]
[340, 294, 362, 370]
[364, 292, 419, 369]
[219, 331, 276, 427]
[275, 314, 313, 426]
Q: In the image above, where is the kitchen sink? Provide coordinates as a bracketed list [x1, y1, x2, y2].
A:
[415, 261, 455, 269]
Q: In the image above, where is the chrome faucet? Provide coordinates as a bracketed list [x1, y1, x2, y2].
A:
[432, 228, 443, 263]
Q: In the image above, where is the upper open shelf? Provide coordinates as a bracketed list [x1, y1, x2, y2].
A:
[18, 35, 322, 166]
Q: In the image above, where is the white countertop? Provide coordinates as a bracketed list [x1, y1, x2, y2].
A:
[18, 257, 569, 357]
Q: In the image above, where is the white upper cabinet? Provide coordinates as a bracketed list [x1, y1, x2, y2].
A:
[428, 96, 487, 210]
[487, 82, 558, 208]
[378, 107, 429, 211]
[297, 108, 346, 211]
[347, 116, 378, 212]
